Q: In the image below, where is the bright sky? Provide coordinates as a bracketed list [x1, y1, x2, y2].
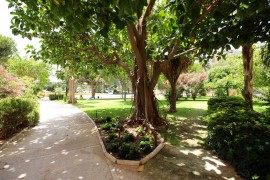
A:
[0, 0, 40, 57]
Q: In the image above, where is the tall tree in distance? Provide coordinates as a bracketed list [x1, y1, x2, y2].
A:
[0, 34, 17, 65]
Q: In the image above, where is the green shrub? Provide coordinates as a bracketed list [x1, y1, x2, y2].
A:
[139, 140, 153, 154]
[143, 134, 153, 142]
[100, 123, 111, 131]
[207, 96, 248, 113]
[99, 117, 112, 123]
[118, 143, 140, 160]
[121, 132, 135, 142]
[205, 107, 270, 180]
[0, 98, 39, 138]
[136, 126, 145, 135]
[113, 123, 124, 132]
[49, 94, 64, 100]
[107, 133, 118, 143]
[106, 142, 119, 153]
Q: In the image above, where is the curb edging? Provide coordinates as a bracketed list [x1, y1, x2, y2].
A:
[0, 127, 29, 150]
[82, 111, 165, 166]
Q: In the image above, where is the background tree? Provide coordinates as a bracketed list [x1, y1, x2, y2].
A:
[253, 46, 270, 102]
[162, 57, 191, 113]
[6, 57, 50, 94]
[0, 65, 24, 98]
[170, 0, 270, 108]
[206, 55, 243, 96]
[177, 72, 207, 100]
[0, 34, 17, 65]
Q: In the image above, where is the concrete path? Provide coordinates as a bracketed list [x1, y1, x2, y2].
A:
[0, 99, 118, 180]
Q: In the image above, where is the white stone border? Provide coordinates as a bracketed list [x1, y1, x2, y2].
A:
[82, 111, 165, 166]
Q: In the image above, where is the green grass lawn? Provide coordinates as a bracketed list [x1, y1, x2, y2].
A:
[75, 98, 133, 119]
[74, 96, 269, 125]
[253, 99, 269, 112]
[75, 97, 211, 120]
[74, 96, 269, 147]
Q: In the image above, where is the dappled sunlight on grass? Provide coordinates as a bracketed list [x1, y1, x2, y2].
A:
[75, 97, 210, 148]
[75, 99, 133, 119]
[253, 100, 269, 112]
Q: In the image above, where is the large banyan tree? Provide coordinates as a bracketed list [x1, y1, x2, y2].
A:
[8, 0, 270, 127]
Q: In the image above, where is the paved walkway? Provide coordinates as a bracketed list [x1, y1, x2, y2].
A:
[0, 100, 120, 180]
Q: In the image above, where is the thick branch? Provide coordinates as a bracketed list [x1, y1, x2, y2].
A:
[84, 33, 133, 79]
[127, 25, 143, 62]
[173, 48, 196, 59]
[195, 0, 222, 24]
[168, 40, 180, 60]
[142, 0, 156, 24]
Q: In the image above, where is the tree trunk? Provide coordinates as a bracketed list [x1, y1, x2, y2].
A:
[242, 44, 254, 109]
[90, 81, 96, 99]
[168, 80, 177, 113]
[68, 77, 77, 104]
[162, 57, 191, 113]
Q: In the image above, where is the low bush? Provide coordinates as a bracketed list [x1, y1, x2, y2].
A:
[0, 98, 39, 138]
[121, 132, 135, 142]
[205, 97, 270, 180]
[207, 96, 248, 113]
[139, 140, 153, 154]
[100, 123, 111, 131]
[118, 143, 140, 160]
[49, 93, 64, 100]
[107, 133, 118, 143]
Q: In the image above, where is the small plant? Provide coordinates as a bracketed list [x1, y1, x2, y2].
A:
[114, 123, 124, 132]
[99, 116, 112, 123]
[118, 143, 140, 160]
[139, 140, 153, 154]
[143, 134, 153, 142]
[100, 123, 111, 131]
[136, 126, 145, 135]
[107, 133, 118, 143]
[121, 132, 135, 142]
[106, 142, 119, 153]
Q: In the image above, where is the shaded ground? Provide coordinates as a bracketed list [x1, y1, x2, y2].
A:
[142, 117, 242, 180]
[112, 117, 242, 180]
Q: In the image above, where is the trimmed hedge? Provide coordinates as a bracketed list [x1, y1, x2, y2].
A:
[0, 98, 39, 139]
[205, 97, 270, 180]
[49, 93, 64, 100]
[207, 96, 249, 113]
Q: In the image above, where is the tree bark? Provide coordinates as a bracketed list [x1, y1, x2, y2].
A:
[68, 77, 77, 104]
[162, 57, 191, 113]
[90, 81, 96, 99]
[242, 44, 254, 109]
[168, 80, 177, 113]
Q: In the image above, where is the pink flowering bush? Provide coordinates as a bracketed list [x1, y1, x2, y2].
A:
[0, 65, 24, 99]
[177, 72, 208, 100]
